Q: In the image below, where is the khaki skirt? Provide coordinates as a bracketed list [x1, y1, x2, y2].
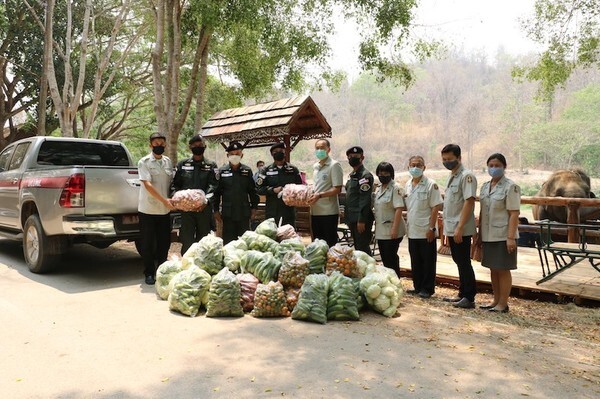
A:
[481, 241, 517, 270]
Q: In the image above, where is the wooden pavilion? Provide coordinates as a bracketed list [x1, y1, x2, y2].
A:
[200, 95, 331, 161]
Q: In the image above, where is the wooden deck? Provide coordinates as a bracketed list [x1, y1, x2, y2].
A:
[394, 240, 600, 304]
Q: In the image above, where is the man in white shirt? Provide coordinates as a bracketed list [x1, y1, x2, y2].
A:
[138, 132, 174, 285]
[308, 139, 343, 247]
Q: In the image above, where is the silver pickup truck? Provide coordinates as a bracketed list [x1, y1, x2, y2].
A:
[0, 136, 176, 273]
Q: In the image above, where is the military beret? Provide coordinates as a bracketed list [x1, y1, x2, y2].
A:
[188, 134, 204, 145]
[346, 146, 364, 155]
[270, 142, 285, 152]
[149, 132, 166, 141]
[226, 141, 243, 152]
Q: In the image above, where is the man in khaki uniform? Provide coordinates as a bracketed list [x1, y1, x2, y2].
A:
[308, 138, 343, 247]
[441, 144, 478, 308]
[404, 155, 443, 298]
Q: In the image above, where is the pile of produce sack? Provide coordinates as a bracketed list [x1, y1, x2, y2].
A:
[156, 258, 184, 300]
[291, 273, 329, 324]
[181, 234, 224, 275]
[304, 239, 328, 274]
[240, 250, 281, 284]
[326, 244, 360, 278]
[251, 281, 291, 317]
[278, 251, 309, 288]
[327, 272, 360, 321]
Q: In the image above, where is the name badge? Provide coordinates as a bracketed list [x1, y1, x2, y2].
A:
[266, 171, 278, 176]
[221, 172, 233, 177]
[182, 166, 194, 171]
[359, 178, 369, 184]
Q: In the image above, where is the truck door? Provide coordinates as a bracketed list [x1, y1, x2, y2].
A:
[0, 144, 17, 228]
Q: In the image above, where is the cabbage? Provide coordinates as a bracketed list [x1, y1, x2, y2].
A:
[359, 269, 403, 317]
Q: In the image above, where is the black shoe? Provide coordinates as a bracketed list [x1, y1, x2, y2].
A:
[418, 291, 432, 299]
[488, 306, 509, 313]
[443, 296, 462, 303]
[453, 298, 475, 309]
[145, 275, 155, 285]
[479, 304, 496, 309]
[406, 289, 418, 295]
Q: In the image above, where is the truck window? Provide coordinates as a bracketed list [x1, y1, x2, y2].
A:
[8, 142, 31, 170]
[37, 141, 130, 166]
[0, 145, 15, 172]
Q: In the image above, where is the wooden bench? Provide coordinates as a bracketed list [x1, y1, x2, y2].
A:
[534, 220, 600, 284]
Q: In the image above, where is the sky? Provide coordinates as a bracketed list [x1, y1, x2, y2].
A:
[330, 0, 542, 76]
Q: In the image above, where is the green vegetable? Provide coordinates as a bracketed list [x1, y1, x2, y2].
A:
[240, 250, 282, 283]
[255, 218, 278, 240]
[291, 274, 329, 324]
[156, 259, 183, 300]
[326, 272, 360, 321]
[304, 239, 328, 274]
[276, 238, 305, 260]
[206, 267, 244, 317]
[167, 266, 212, 317]
[223, 239, 247, 272]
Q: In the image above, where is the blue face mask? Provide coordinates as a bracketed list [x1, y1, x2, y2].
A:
[488, 166, 504, 178]
[408, 167, 423, 178]
[315, 149, 328, 160]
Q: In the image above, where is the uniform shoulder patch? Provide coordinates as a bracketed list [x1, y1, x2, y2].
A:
[256, 177, 263, 185]
[360, 183, 371, 192]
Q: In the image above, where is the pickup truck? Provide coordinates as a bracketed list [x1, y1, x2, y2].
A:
[0, 136, 177, 273]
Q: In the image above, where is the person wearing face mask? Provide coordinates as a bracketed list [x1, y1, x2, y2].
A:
[171, 134, 219, 254]
[441, 143, 478, 309]
[476, 153, 520, 313]
[308, 139, 344, 247]
[255, 143, 303, 227]
[137, 132, 175, 285]
[373, 162, 406, 277]
[213, 141, 259, 244]
[404, 155, 443, 298]
[344, 146, 375, 254]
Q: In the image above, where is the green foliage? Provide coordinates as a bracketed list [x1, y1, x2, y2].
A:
[521, 84, 600, 169]
[516, 0, 600, 99]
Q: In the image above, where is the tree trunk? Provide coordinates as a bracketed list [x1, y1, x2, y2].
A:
[37, 0, 55, 136]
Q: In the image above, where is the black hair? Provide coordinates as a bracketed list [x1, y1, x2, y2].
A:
[441, 143, 461, 157]
[315, 138, 331, 148]
[188, 134, 204, 145]
[256, 160, 264, 167]
[375, 162, 395, 178]
[486, 153, 507, 168]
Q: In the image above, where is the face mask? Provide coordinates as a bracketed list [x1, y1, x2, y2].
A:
[273, 152, 285, 162]
[378, 175, 392, 184]
[488, 166, 504, 178]
[191, 147, 205, 156]
[228, 154, 241, 166]
[443, 160, 458, 170]
[315, 149, 328, 160]
[152, 145, 165, 155]
[408, 167, 423, 178]
[348, 157, 362, 167]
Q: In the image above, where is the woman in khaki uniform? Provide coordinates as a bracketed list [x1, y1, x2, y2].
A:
[477, 153, 521, 313]
[373, 162, 406, 277]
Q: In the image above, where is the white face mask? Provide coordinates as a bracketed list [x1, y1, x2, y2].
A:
[228, 155, 241, 166]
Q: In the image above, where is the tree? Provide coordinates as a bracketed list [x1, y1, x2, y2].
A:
[24, 0, 147, 138]
[515, 0, 600, 99]
[149, 0, 433, 162]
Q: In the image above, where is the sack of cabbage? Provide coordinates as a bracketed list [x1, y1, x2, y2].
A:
[167, 266, 212, 317]
[359, 265, 404, 317]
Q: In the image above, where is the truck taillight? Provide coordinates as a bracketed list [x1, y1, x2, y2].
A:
[59, 173, 85, 208]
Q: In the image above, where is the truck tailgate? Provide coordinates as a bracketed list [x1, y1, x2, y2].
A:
[83, 166, 140, 215]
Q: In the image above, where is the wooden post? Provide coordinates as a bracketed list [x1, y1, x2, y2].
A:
[284, 135, 291, 163]
[566, 203, 580, 242]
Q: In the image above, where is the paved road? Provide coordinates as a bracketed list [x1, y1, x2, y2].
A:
[0, 239, 598, 399]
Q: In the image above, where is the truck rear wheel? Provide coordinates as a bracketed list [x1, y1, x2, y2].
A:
[23, 214, 59, 273]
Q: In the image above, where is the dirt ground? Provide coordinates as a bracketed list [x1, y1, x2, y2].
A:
[1, 239, 598, 399]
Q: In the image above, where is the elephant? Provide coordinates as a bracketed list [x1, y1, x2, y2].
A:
[532, 169, 600, 223]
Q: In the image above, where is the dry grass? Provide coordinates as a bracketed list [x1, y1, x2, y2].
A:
[399, 280, 600, 344]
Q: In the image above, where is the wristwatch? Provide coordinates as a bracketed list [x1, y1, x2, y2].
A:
[429, 227, 437, 232]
